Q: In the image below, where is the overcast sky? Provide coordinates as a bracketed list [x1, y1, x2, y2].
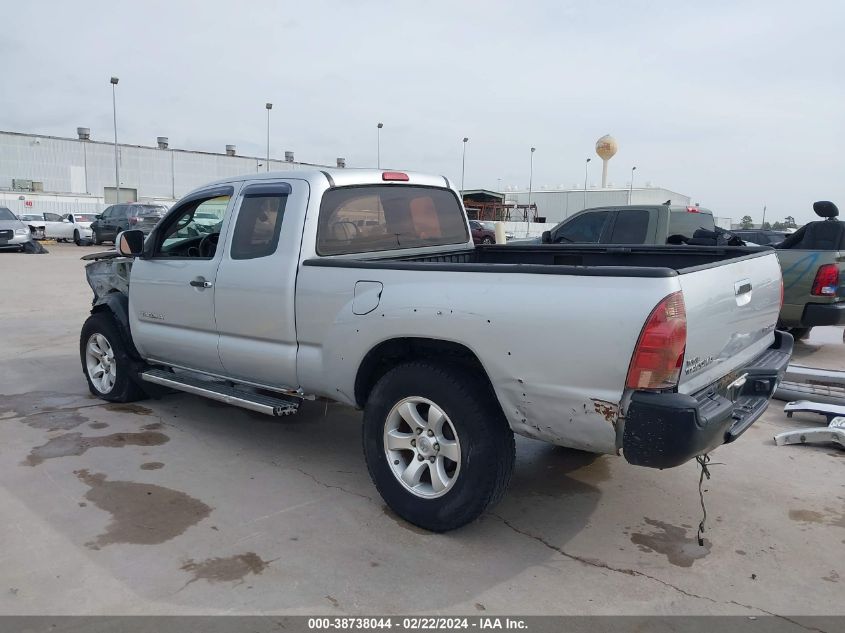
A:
[2, 0, 843, 223]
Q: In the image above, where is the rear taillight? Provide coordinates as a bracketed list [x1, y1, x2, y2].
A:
[779, 275, 784, 307]
[811, 264, 839, 296]
[626, 291, 687, 391]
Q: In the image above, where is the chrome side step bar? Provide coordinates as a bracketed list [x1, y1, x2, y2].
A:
[774, 417, 845, 448]
[784, 399, 845, 421]
[773, 364, 845, 405]
[140, 368, 300, 416]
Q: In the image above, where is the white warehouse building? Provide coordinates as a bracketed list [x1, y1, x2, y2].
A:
[0, 129, 331, 216]
[501, 188, 731, 230]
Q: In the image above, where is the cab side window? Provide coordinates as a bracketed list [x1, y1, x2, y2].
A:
[150, 189, 233, 259]
[230, 184, 290, 260]
[608, 209, 649, 244]
[554, 211, 609, 243]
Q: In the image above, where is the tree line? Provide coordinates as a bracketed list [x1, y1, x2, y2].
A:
[738, 215, 797, 230]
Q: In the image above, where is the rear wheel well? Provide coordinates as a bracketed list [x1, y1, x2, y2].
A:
[354, 338, 494, 408]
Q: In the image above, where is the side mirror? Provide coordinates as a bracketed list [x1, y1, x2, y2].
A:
[96, 214, 103, 220]
[62, 218, 70, 223]
[541, 230, 552, 244]
[116, 230, 145, 257]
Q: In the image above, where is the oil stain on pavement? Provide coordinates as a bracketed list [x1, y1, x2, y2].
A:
[180, 553, 272, 586]
[75, 469, 212, 548]
[630, 518, 711, 567]
[0, 391, 93, 430]
[0, 391, 93, 420]
[789, 507, 845, 529]
[24, 431, 169, 466]
[104, 403, 153, 416]
[140, 462, 165, 470]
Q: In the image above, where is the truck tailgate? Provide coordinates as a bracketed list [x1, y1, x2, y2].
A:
[677, 251, 782, 395]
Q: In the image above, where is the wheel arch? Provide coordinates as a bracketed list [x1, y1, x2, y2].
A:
[91, 291, 142, 360]
[354, 337, 497, 408]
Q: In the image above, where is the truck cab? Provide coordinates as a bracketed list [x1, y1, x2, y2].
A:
[540, 204, 717, 245]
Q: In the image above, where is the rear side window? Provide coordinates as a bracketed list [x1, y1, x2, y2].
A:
[317, 186, 469, 255]
[608, 209, 649, 244]
[231, 187, 289, 260]
[553, 211, 609, 243]
[668, 210, 714, 239]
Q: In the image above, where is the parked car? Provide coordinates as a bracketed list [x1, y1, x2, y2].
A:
[57, 212, 98, 244]
[17, 212, 49, 239]
[775, 201, 845, 338]
[479, 220, 515, 241]
[0, 206, 43, 252]
[732, 229, 788, 246]
[19, 211, 96, 244]
[80, 169, 791, 532]
[536, 204, 717, 245]
[468, 219, 495, 244]
[90, 203, 166, 245]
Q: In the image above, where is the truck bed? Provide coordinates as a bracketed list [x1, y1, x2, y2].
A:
[303, 244, 772, 277]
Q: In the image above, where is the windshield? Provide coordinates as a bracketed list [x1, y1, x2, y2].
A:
[18, 214, 42, 222]
[131, 206, 166, 217]
[0, 207, 17, 221]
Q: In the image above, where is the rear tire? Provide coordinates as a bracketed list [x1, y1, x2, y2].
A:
[80, 312, 146, 402]
[363, 361, 515, 532]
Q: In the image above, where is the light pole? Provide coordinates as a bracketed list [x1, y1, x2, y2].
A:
[460, 137, 469, 193]
[762, 204, 767, 229]
[110, 76, 120, 203]
[584, 157, 591, 210]
[265, 103, 272, 172]
[628, 166, 637, 204]
[527, 147, 536, 234]
[377, 122, 383, 168]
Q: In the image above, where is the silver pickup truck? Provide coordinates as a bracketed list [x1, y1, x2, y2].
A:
[80, 169, 792, 531]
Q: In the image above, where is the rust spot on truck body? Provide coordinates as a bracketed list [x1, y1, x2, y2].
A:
[591, 399, 619, 424]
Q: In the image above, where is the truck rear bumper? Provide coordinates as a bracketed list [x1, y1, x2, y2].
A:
[802, 302, 845, 327]
[622, 330, 794, 469]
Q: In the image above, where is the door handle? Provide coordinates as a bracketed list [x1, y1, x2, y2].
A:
[190, 278, 212, 289]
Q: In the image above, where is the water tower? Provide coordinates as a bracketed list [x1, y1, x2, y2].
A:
[595, 134, 618, 188]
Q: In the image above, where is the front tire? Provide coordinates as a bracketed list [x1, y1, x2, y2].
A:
[80, 312, 146, 402]
[73, 230, 81, 246]
[93, 230, 103, 246]
[481, 236, 494, 244]
[363, 361, 515, 532]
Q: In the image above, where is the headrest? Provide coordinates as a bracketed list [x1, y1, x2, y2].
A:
[813, 201, 839, 218]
